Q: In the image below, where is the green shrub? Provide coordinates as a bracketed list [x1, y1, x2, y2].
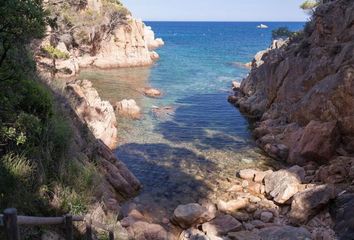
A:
[42, 45, 70, 60]
[272, 27, 300, 40]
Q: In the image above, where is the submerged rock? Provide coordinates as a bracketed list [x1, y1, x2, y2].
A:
[143, 87, 162, 98]
[114, 99, 142, 120]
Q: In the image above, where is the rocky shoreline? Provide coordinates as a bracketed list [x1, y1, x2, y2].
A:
[224, 0, 354, 239]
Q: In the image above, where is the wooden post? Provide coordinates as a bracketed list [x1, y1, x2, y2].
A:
[85, 218, 92, 240]
[109, 229, 114, 240]
[4, 208, 19, 240]
[64, 214, 73, 240]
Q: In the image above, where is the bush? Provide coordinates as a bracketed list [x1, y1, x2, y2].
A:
[42, 45, 70, 60]
[272, 27, 296, 40]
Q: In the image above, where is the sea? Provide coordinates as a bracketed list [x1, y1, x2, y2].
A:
[79, 22, 304, 220]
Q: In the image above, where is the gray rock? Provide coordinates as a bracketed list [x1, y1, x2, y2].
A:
[260, 212, 273, 223]
[180, 228, 210, 240]
[289, 184, 335, 224]
[202, 215, 242, 236]
[173, 203, 208, 229]
[228, 231, 260, 240]
[259, 226, 311, 240]
[329, 193, 354, 240]
[264, 169, 302, 204]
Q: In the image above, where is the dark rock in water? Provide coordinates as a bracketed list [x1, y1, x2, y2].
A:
[259, 226, 311, 240]
[330, 193, 354, 240]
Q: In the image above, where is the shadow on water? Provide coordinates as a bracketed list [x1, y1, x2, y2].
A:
[155, 92, 256, 151]
[116, 143, 218, 218]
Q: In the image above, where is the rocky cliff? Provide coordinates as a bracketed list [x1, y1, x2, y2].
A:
[36, 0, 163, 77]
[227, 2, 354, 238]
[232, 0, 354, 166]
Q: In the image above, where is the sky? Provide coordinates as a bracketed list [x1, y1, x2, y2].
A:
[121, 0, 308, 22]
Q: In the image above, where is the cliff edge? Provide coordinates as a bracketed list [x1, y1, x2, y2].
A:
[35, 0, 164, 78]
[232, 0, 354, 166]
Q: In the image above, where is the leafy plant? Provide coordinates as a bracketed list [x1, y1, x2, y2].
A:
[42, 45, 70, 60]
[272, 27, 297, 40]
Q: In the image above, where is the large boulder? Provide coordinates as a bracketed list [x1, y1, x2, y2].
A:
[264, 167, 304, 204]
[289, 184, 336, 224]
[289, 121, 339, 165]
[173, 203, 210, 229]
[330, 193, 354, 240]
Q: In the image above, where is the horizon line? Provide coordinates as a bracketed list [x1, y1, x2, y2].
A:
[142, 20, 307, 23]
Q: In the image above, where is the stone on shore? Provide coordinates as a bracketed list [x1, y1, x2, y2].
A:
[228, 231, 260, 240]
[202, 215, 242, 237]
[254, 170, 273, 183]
[179, 228, 210, 240]
[173, 203, 209, 229]
[264, 168, 303, 204]
[259, 226, 311, 240]
[239, 169, 258, 180]
[126, 221, 169, 240]
[289, 184, 335, 225]
[217, 199, 248, 213]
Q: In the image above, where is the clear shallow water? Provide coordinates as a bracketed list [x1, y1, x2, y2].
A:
[79, 22, 304, 220]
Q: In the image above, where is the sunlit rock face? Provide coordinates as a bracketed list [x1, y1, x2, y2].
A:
[233, 0, 354, 165]
[65, 79, 118, 149]
[36, 0, 163, 77]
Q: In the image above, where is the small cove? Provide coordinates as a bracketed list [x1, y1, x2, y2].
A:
[79, 22, 304, 221]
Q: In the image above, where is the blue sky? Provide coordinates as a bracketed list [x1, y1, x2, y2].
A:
[121, 0, 308, 22]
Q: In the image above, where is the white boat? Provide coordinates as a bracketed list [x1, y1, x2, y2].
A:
[257, 24, 269, 29]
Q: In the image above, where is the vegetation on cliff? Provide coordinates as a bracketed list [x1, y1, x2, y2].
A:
[0, 0, 102, 220]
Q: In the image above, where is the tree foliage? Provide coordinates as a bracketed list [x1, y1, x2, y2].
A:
[0, 0, 46, 68]
[272, 27, 296, 40]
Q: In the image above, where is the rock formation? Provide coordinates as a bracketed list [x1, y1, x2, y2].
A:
[64, 79, 141, 201]
[65, 79, 118, 148]
[35, 0, 164, 77]
[231, 0, 354, 165]
[228, 0, 354, 239]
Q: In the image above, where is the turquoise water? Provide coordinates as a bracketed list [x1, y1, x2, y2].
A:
[80, 22, 304, 220]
